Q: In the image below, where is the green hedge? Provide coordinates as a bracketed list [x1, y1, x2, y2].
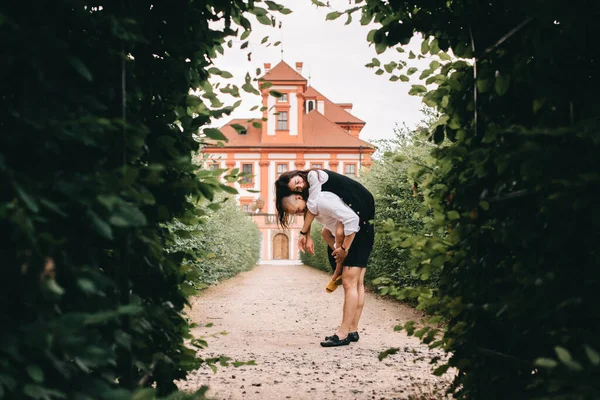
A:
[167, 198, 261, 291]
[299, 222, 330, 274]
[334, 1, 600, 398]
[359, 133, 439, 298]
[0, 1, 288, 398]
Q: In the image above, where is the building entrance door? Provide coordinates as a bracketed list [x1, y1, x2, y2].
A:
[272, 233, 289, 260]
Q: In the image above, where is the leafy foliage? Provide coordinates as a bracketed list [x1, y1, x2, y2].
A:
[324, 0, 600, 398]
[299, 222, 331, 273]
[167, 197, 261, 292]
[360, 123, 438, 304]
[0, 0, 284, 398]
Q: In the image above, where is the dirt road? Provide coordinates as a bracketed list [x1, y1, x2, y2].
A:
[179, 264, 450, 399]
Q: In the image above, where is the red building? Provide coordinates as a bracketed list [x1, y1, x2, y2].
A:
[204, 60, 375, 262]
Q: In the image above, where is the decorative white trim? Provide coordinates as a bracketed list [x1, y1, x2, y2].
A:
[304, 153, 330, 159]
[234, 153, 260, 159]
[272, 85, 298, 90]
[267, 96, 276, 135]
[289, 94, 298, 136]
[267, 163, 275, 214]
[268, 153, 296, 159]
[337, 154, 360, 160]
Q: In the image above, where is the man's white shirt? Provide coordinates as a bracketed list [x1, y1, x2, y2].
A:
[305, 170, 360, 236]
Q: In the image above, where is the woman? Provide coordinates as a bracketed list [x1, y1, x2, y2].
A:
[275, 169, 376, 347]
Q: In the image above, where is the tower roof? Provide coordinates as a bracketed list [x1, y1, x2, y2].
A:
[261, 61, 306, 82]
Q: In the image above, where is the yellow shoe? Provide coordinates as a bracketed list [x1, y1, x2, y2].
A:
[325, 276, 343, 293]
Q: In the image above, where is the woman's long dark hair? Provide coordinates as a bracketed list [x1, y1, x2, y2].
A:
[274, 169, 314, 229]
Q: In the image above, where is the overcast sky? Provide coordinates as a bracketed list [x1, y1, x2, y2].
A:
[211, 0, 434, 143]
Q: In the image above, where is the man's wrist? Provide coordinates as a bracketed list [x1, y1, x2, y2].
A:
[341, 246, 347, 252]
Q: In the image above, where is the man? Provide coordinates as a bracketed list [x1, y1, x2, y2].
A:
[281, 181, 375, 347]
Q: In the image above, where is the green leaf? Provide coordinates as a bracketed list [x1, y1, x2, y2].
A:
[204, 128, 228, 141]
[534, 358, 558, 368]
[89, 211, 113, 240]
[421, 38, 430, 54]
[429, 39, 440, 54]
[68, 57, 93, 81]
[399, 75, 409, 82]
[375, 42, 387, 54]
[15, 185, 39, 213]
[326, 11, 343, 20]
[408, 85, 427, 96]
[479, 201, 490, 211]
[256, 14, 271, 25]
[261, 36, 269, 44]
[447, 211, 460, 220]
[495, 73, 511, 96]
[384, 62, 397, 73]
[367, 29, 377, 43]
[220, 184, 238, 195]
[439, 52, 451, 61]
[584, 345, 600, 366]
[375, 69, 384, 76]
[27, 366, 44, 383]
[407, 67, 418, 76]
[555, 346, 583, 371]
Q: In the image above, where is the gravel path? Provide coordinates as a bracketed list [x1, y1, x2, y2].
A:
[179, 264, 450, 399]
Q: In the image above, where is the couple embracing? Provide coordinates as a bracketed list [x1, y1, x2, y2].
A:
[275, 169, 375, 347]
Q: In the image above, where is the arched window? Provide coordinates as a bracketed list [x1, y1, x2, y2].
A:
[307, 101, 314, 113]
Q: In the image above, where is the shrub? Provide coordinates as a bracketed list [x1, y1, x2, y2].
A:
[299, 222, 331, 274]
[0, 1, 288, 398]
[167, 197, 261, 291]
[327, 1, 600, 398]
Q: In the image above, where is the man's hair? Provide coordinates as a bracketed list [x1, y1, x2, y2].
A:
[274, 170, 307, 229]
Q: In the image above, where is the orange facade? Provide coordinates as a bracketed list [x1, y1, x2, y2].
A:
[202, 61, 375, 263]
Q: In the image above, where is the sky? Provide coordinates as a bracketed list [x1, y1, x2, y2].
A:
[210, 0, 434, 143]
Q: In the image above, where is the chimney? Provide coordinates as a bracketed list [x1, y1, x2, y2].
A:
[264, 63, 271, 73]
[295, 62, 303, 75]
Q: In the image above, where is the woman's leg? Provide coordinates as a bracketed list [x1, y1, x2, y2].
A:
[349, 268, 367, 333]
[336, 266, 362, 339]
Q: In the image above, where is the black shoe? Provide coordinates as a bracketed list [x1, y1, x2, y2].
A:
[325, 331, 359, 342]
[320, 334, 350, 347]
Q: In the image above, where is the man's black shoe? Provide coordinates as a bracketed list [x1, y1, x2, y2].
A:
[325, 331, 359, 342]
[320, 334, 350, 347]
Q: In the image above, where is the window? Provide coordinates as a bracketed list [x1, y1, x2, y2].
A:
[344, 163, 356, 177]
[311, 163, 323, 169]
[277, 111, 288, 130]
[276, 163, 288, 178]
[307, 101, 314, 112]
[242, 204, 250, 212]
[278, 93, 288, 102]
[241, 163, 253, 184]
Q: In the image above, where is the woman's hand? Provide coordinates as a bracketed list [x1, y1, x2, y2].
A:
[332, 247, 348, 264]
